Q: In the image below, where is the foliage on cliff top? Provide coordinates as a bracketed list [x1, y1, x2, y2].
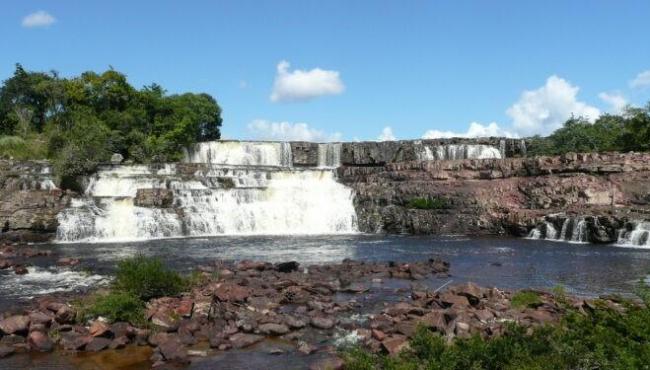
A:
[0, 64, 222, 186]
[526, 104, 650, 156]
[344, 280, 650, 370]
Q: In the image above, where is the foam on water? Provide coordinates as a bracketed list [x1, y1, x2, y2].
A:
[0, 267, 107, 300]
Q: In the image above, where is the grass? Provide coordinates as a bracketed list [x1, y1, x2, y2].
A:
[406, 196, 450, 210]
[344, 280, 650, 370]
[0, 134, 48, 160]
[511, 291, 542, 309]
[87, 291, 146, 326]
[113, 255, 186, 301]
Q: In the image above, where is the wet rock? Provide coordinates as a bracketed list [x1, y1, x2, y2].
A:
[214, 283, 251, 303]
[386, 302, 423, 316]
[110, 322, 135, 338]
[395, 320, 418, 337]
[381, 335, 409, 356]
[0, 259, 12, 269]
[158, 336, 189, 364]
[284, 315, 307, 329]
[86, 337, 112, 352]
[55, 305, 75, 324]
[297, 341, 317, 355]
[148, 332, 171, 347]
[276, 261, 300, 273]
[13, 265, 28, 275]
[418, 310, 447, 332]
[60, 332, 92, 351]
[257, 323, 290, 336]
[134, 188, 174, 208]
[229, 333, 264, 349]
[0, 345, 15, 358]
[0, 315, 30, 335]
[175, 298, 194, 318]
[310, 316, 335, 330]
[151, 308, 181, 332]
[89, 320, 111, 337]
[309, 356, 345, 370]
[455, 282, 485, 305]
[109, 336, 130, 349]
[439, 293, 470, 308]
[236, 260, 267, 271]
[28, 311, 52, 327]
[56, 257, 80, 267]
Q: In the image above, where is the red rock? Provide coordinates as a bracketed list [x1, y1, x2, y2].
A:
[109, 336, 130, 349]
[229, 333, 264, 349]
[258, 323, 290, 335]
[0, 345, 15, 358]
[309, 356, 345, 370]
[456, 282, 485, 305]
[381, 335, 409, 356]
[439, 293, 470, 308]
[151, 308, 181, 332]
[89, 321, 111, 337]
[214, 283, 251, 302]
[60, 332, 92, 351]
[310, 316, 335, 330]
[418, 310, 447, 332]
[158, 336, 189, 364]
[371, 329, 386, 341]
[0, 315, 30, 335]
[28, 311, 52, 326]
[110, 322, 135, 338]
[0, 259, 12, 269]
[55, 305, 75, 324]
[86, 337, 112, 352]
[395, 320, 418, 337]
[385, 302, 423, 316]
[175, 298, 194, 318]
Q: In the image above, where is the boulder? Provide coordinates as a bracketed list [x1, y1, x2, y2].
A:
[134, 189, 174, 208]
[0, 315, 30, 335]
[309, 356, 345, 370]
[257, 323, 290, 336]
[158, 336, 189, 364]
[310, 317, 335, 330]
[229, 333, 264, 349]
[0, 345, 15, 359]
[381, 335, 409, 356]
[86, 337, 112, 352]
[110, 153, 124, 164]
[276, 261, 300, 273]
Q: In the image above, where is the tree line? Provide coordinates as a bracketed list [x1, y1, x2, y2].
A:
[526, 103, 650, 156]
[0, 64, 221, 186]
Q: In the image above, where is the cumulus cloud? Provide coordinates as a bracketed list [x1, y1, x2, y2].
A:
[598, 92, 627, 114]
[270, 60, 345, 102]
[506, 75, 600, 136]
[630, 70, 650, 89]
[422, 122, 517, 139]
[377, 126, 396, 141]
[247, 119, 342, 142]
[22, 11, 56, 28]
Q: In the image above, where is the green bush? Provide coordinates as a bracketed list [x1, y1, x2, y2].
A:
[511, 291, 542, 308]
[114, 255, 186, 301]
[407, 196, 450, 210]
[87, 291, 145, 325]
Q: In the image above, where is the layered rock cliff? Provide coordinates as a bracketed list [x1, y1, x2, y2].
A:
[338, 152, 650, 242]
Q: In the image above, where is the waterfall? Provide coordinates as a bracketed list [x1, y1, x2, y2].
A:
[183, 141, 293, 167]
[416, 144, 503, 161]
[617, 222, 650, 247]
[317, 143, 342, 168]
[527, 217, 588, 243]
[56, 141, 358, 243]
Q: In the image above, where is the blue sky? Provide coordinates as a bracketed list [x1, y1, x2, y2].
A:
[2, 1, 650, 141]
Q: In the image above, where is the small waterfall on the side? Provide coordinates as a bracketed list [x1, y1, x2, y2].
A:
[56, 141, 358, 243]
[527, 216, 588, 243]
[317, 143, 342, 168]
[416, 144, 503, 161]
[617, 222, 650, 247]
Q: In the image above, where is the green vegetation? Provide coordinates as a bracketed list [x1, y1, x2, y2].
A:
[344, 281, 650, 370]
[527, 104, 650, 156]
[407, 196, 450, 210]
[0, 64, 221, 187]
[87, 291, 146, 325]
[511, 291, 542, 308]
[114, 255, 186, 301]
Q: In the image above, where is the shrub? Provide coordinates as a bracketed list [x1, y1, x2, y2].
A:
[114, 255, 186, 301]
[406, 196, 450, 210]
[87, 291, 145, 325]
[511, 291, 542, 308]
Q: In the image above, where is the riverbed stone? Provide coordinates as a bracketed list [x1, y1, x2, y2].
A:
[0, 315, 30, 335]
[381, 335, 409, 355]
[258, 323, 290, 336]
[86, 337, 112, 352]
[0, 345, 15, 358]
[310, 316, 335, 330]
[229, 333, 264, 349]
[89, 320, 111, 337]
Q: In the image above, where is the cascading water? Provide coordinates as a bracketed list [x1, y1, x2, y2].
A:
[416, 144, 502, 161]
[56, 141, 358, 242]
[617, 222, 650, 247]
[527, 217, 588, 243]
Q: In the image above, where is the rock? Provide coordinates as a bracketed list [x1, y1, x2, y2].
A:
[0, 345, 15, 359]
[60, 332, 92, 351]
[55, 305, 75, 324]
[258, 323, 290, 336]
[0, 315, 30, 335]
[89, 320, 111, 337]
[297, 341, 317, 355]
[309, 356, 345, 370]
[381, 335, 409, 356]
[151, 309, 181, 332]
[276, 261, 300, 273]
[28, 311, 52, 327]
[371, 329, 386, 341]
[395, 320, 418, 337]
[110, 322, 134, 338]
[134, 189, 174, 208]
[148, 332, 171, 347]
[109, 336, 130, 349]
[56, 257, 80, 267]
[310, 317, 335, 330]
[456, 282, 484, 305]
[175, 298, 194, 318]
[229, 333, 264, 349]
[418, 310, 447, 332]
[0, 259, 12, 269]
[385, 302, 423, 316]
[158, 337, 189, 364]
[110, 153, 124, 164]
[284, 315, 306, 329]
[439, 293, 470, 308]
[13, 265, 28, 275]
[86, 337, 112, 352]
[214, 283, 251, 302]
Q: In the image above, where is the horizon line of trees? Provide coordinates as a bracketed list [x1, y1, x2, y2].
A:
[0, 64, 222, 187]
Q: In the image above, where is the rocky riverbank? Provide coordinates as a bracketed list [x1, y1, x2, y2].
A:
[0, 257, 632, 370]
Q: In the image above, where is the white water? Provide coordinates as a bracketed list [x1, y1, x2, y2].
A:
[617, 222, 650, 247]
[416, 144, 503, 161]
[527, 217, 588, 243]
[57, 141, 358, 242]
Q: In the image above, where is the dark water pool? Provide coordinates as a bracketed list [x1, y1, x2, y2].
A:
[3, 234, 650, 312]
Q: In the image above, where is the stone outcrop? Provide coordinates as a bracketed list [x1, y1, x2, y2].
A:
[134, 189, 174, 208]
[339, 152, 650, 238]
[0, 161, 71, 242]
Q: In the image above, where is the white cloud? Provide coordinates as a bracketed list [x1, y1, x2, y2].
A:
[377, 126, 396, 141]
[598, 92, 627, 114]
[422, 122, 517, 139]
[247, 119, 342, 142]
[270, 60, 345, 102]
[630, 70, 650, 89]
[22, 11, 56, 28]
[506, 75, 600, 136]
